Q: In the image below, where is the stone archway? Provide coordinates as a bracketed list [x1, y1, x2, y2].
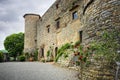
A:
[39, 44, 45, 58]
[41, 48, 44, 57]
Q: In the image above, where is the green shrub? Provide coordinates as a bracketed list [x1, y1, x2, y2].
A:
[55, 43, 72, 62]
[46, 50, 54, 62]
[0, 52, 4, 62]
[18, 55, 25, 62]
[55, 51, 63, 62]
[10, 57, 14, 61]
[25, 53, 30, 61]
[47, 50, 51, 57]
[41, 58, 45, 63]
[34, 49, 38, 61]
[74, 40, 80, 47]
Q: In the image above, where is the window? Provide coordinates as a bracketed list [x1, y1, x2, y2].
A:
[55, 17, 60, 29]
[35, 39, 37, 42]
[56, 4, 59, 9]
[56, 20, 60, 29]
[41, 48, 44, 57]
[48, 27, 50, 33]
[79, 31, 83, 43]
[72, 11, 78, 20]
[47, 25, 50, 33]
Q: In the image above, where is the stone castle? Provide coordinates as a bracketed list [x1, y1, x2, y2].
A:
[23, 0, 120, 61]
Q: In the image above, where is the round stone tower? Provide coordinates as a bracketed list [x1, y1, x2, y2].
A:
[23, 13, 40, 54]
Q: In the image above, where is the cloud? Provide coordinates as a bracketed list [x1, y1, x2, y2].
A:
[0, 0, 55, 49]
[0, 0, 10, 4]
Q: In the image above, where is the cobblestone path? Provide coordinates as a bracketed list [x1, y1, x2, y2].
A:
[0, 62, 79, 80]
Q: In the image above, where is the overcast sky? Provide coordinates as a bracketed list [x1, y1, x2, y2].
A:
[0, 0, 56, 50]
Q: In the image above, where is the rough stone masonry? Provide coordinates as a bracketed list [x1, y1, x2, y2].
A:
[23, 0, 120, 79]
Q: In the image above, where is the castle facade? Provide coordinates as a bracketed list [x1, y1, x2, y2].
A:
[23, 0, 120, 60]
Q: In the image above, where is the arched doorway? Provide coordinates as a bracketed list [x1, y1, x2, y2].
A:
[41, 48, 44, 57]
[55, 47, 58, 57]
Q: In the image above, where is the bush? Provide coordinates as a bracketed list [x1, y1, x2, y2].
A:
[10, 57, 14, 61]
[0, 52, 4, 62]
[55, 43, 72, 62]
[34, 49, 38, 61]
[47, 50, 51, 57]
[46, 50, 54, 62]
[18, 55, 25, 62]
[41, 58, 45, 63]
[74, 40, 80, 47]
[25, 53, 30, 61]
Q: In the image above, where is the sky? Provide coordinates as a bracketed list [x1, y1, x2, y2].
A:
[0, 0, 56, 50]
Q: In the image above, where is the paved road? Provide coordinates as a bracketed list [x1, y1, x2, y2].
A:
[0, 62, 79, 80]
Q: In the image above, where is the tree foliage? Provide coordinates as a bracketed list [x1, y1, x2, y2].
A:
[91, 28, 120, 62]
[18, 55, 25, 62]
[0, 51, 4, 62]
[55, 43, 72, 62]
[4, 32, 24, 59]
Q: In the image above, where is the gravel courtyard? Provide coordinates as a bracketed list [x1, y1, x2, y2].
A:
[0, 62, 79, 80]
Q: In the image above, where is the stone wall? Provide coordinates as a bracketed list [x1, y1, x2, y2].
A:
[24, 0, 120, 79]
[81, 60, 115, 80]
[82, 0, 120, 44]
[80, 0, 120, 79]
[37, 0, 83, 59]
